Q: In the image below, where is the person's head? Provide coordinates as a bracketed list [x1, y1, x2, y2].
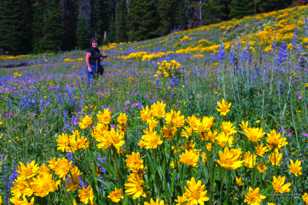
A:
[90, 38, 98, 48]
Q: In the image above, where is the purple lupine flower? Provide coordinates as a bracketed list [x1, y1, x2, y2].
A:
[5, 166, 18, 203]
[304, 18, 308, 36]
[169, 76, 179, 88]
[131, 101, 143, 110]
[66, 152, 74, 161]
[302, 133, 308, 137]
[296, 91, 303, 100]
[71, 115, 79, 126]
[39, 98, 45, 113]
[63, 110, 71, 131]
[155, 78, 161, 88]
[240, 44, 252, 64]
[276, 42, 288, 66]
[96, 155, 107, 174]
[217, 43, 225, 62]
[292, 29, 298, 48]
[229, 47, 236, 65]
[79, 176, 87, 188]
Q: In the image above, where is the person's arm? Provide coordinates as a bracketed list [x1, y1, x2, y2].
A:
[99, 49, 108, 60]
[86, 52, 92, 72]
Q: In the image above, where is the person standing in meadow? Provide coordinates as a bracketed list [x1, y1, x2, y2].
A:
[85, 38, 107, 87]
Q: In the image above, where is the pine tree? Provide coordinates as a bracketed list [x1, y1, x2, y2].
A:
[202, 0, 231, 24]
[32, 0, 63, 52]
[230, 0, 256, 18]
[157, 0, 176, 35]
[128, 0, 160, 41]
[115, 0, 128, 42]
[76, 0, 91, 49]
[0, 0, 32, 54]
[92, 0, 113, 42]
[173, 0, 193, 30]
[257, 0, 293, 12]
[60, 0, 78, 50]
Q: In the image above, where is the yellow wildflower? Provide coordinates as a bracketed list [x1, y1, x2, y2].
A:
[117, 113, 128, 125]
[235, 176, 244, 187]
[144, 198, 165, 205]
[255, 144, 269, 157]
[108, 188, 124, 203]
[244, 187, 266, 205]
[266, 130, 288, 150]
[126, 152, 144, 172]
[179, 149, 199, 167]
[256, 163, 267, 173]
[216, 99, 231, 116]
[125, 173, 146, 199]
[183, 177, 210, 204]
[216, 147, 243, 170]
[289, 159, 302, 176]
[243, 151, 257, 168]
[269, 149, 283, 166]
[97, 109, 112, 124]
[48, 158, 72, 179]
[150, 101, 166, 119]
[302, 192, 308, 205]
[79, 115, 92, 130]
[221, 121, 237, 136]
[244, 127, 264, 143]
[17, 160, 39, 180]
[272, 176, 291, 193]
[138, 130, 163, 149]
[78, 185, 94, 205]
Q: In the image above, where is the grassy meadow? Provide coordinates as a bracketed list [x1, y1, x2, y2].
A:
[0, 5, 307, 205]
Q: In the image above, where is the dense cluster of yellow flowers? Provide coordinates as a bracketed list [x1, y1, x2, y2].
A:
[8, 98, 306, 204]
[0, 55, 29, 61]
[179, 35, 192, 42]
[63, 57, 83, 63]
[120, 51, 174, 61]
[101, 42, 117, 50]
[57, 130, 89, 153]
[154, 60, 181, 79]
[13, 71, 23, 78]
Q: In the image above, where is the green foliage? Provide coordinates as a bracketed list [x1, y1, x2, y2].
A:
[202, 0, 231, 24]
[128, 0, 160, 41]
[230, 0, 256, 18]
[257, 0, 293, 12]
[115, 0, 128, 42]
[157, 0, 176, 35]
[0, 0, 32, 54]
[92, 0, 113, 42]
[61, 0, 78, 50]
[173, 0, 193, 29]
[32, 0, 64, 52]
[76, 17, 91, 49]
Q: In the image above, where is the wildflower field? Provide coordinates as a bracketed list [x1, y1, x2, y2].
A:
[0, 5, 307, 205]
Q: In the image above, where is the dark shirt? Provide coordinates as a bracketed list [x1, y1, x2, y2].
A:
[87, 47, 101, 65]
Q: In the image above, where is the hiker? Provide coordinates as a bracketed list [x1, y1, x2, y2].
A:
[85, 38, 107, 86]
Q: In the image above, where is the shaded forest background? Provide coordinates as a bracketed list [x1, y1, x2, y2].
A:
[0, 0, 305, 54]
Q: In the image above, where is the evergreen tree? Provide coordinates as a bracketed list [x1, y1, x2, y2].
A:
[0, 0, 32, 54]
[32, 0, 63, 52]
[202, 0, 231, 24]
[92, 0, 113, 42]
[60, 0, 78, 50]
[128, 0, 160, 41]
[230, 0, 256, 18]
[76, 0, 91, 49]
[157, 0, 176, 35]
[257, 0, 293, 12]
[173, 0, 193, 30]
[115, 0, 128, 42]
